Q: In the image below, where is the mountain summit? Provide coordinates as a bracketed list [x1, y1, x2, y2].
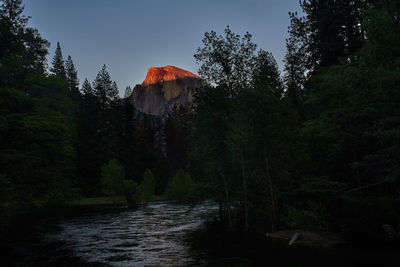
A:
[142, 66, 201, 86]
[131, 66, 203, 116]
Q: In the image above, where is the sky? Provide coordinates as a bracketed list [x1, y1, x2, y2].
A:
[24, 0, 303, 96]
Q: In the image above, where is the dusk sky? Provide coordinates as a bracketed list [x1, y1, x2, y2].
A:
[24, 0, 303, 96]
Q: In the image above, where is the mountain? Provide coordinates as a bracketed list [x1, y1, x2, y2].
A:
[130, 66, 203, 116]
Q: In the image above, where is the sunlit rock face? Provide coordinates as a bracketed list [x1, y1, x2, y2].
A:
[131, 66, 203, 116]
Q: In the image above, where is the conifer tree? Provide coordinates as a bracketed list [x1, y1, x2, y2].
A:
[286, 0, 370, 74]
[65, 55, 79, 93]
[93, 64, 112, 109]
[124, 86, 132, 99]
[51, 41, 66, 78]
[81, 78, 93, 95]
[77, 77, 101, 195]
[109, 81, 120, 105]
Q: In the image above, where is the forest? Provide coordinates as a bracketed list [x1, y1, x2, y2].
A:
[1, 0, 399, 245]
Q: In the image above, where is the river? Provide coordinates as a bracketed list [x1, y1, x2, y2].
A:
[5, 200, 399, 267]
[41, 201, 218, 266]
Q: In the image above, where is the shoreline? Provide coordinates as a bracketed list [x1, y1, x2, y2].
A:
[188, 221, 400, 267]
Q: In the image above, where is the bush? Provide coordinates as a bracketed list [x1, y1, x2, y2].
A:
[286, 202, 329, 231]
[123, 179, 139, 206]
[100, 159, 125, 200]
[43, 180, 80, 206]
[165, 170, 195, 202]
[139, 169, 156, 201]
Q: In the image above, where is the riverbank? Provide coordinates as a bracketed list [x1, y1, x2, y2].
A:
[188, 221, 400, 267]
[0, 197, 124, 236]
[1, 195, 169, 232]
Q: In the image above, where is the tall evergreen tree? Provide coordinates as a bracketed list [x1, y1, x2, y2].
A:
[65, 55, 79, 94]
[124, 85, 132, 99]
[76, 77, 101, 195]
[109, 81, 120, 107]
[92, 64, 113, 109]
[87, 65, 122, 182]
[81, 78, 93, 95]
[286, 0, 371, 75]
[120, 85, 138, 182]
[51, 41, 66, 78]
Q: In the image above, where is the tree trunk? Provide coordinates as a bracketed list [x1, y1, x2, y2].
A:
[220, 171, 232, 228]
[264, 145, 276, 232]
[240, 144, 249, 231]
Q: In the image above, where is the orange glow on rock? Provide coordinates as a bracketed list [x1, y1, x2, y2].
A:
[142, 65, 201, 85]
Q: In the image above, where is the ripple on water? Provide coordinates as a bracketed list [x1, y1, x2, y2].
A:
[43, 201, 217, 266]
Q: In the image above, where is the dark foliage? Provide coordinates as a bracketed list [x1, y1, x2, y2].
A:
[1, 0, 399, 241]
[191, 0, 400, 236]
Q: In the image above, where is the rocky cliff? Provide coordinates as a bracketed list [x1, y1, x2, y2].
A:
[130, 66, 203, 116]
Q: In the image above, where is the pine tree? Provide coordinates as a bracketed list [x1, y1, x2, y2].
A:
[77, 76, 101, 196]
[120, 84, 137, 183]
[253, 50, 282, 97]
[81, 78, 93, 95]
[93, 64, 112, 109]
[51, 42, 66, 78]
[124, 86, 132, 99]
[109, 81, 120, 106]
[287, 0, 370, 72]
[65, 55, 79, 94]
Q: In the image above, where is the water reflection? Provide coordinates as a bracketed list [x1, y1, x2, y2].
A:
[44, 201, 218, 266]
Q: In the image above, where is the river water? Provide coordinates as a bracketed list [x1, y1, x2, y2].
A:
[6, 200, 399, 267]
[4, 201, 400, 267]
[42, 201, 218, 267]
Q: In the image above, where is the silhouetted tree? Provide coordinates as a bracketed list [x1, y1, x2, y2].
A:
[93, 64, 112, 109]
[124, 85, 132, 98]
[194, 25, 257, 95]
[81, 78, 92, 95]
[0, 0, 76, 206]
[51, 42, 66, 78]
[0, 0, 49, 87]
[284, 11, 308, 105]
[65, 55, 79, 95]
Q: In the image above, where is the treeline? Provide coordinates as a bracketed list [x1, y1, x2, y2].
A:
[189, 0, 400, 236]
[0, 0, 176, 212]
[1, 0, 399, 238]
